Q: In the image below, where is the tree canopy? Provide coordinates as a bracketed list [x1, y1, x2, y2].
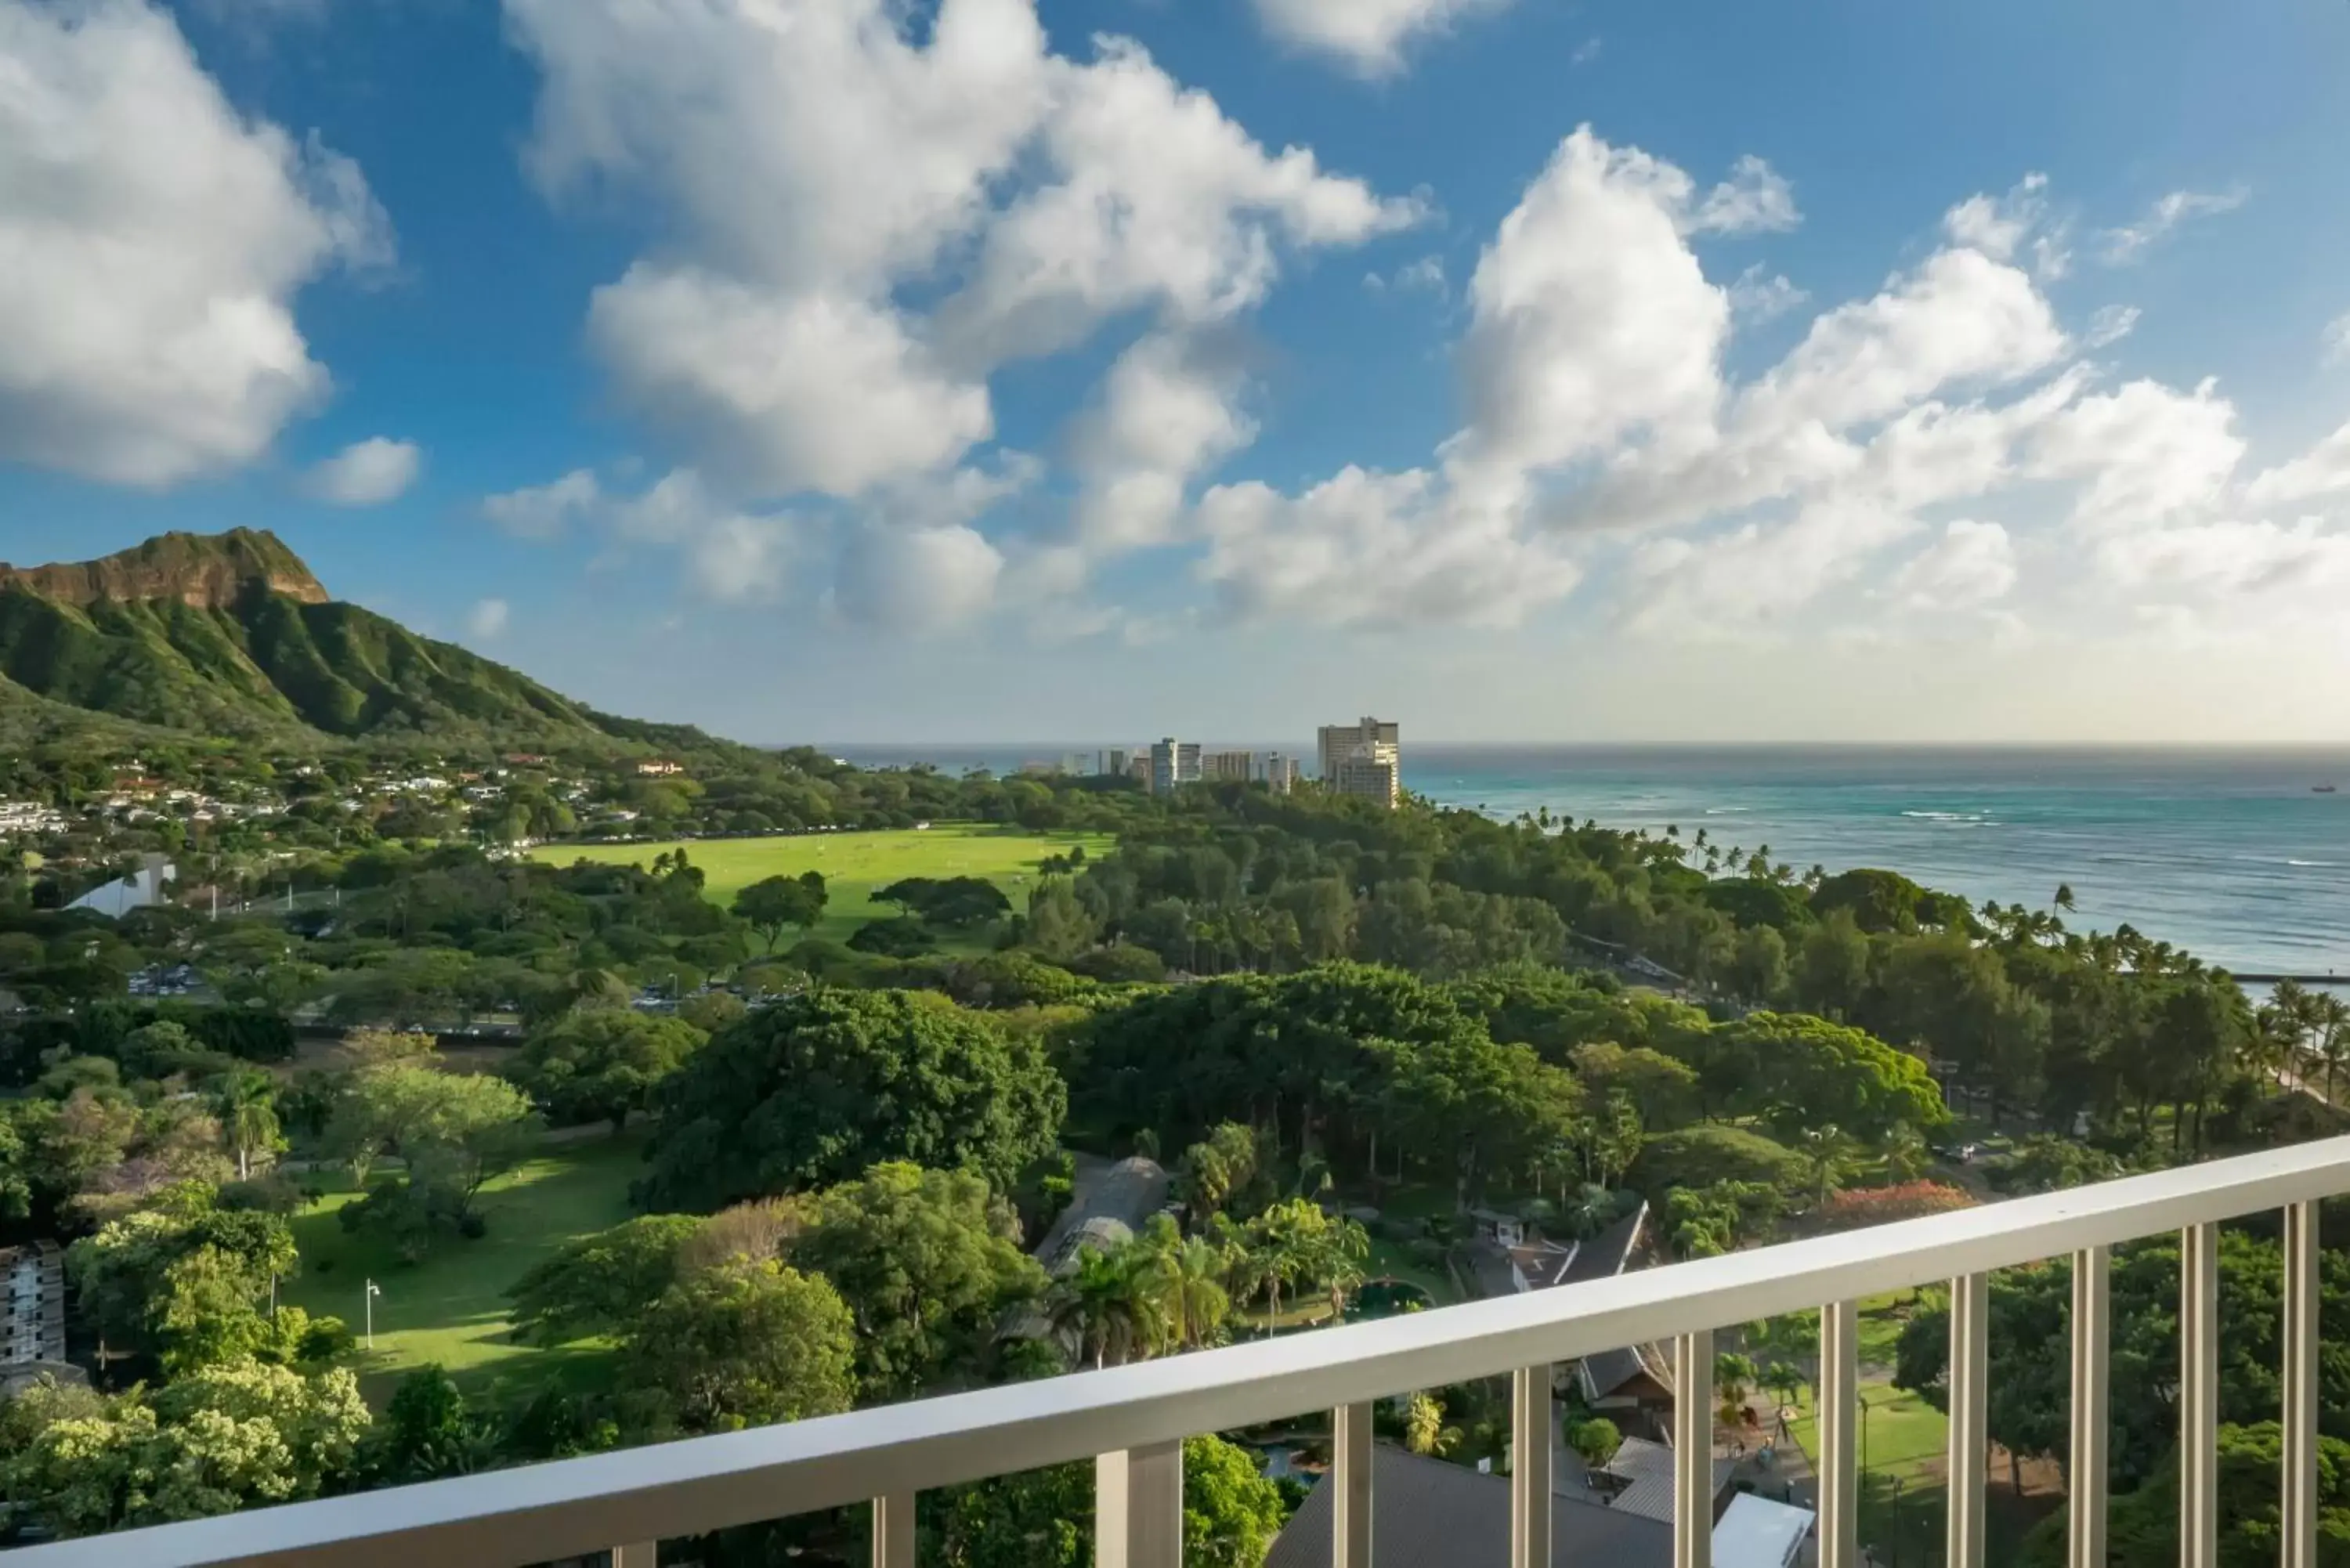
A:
[793, 1162, 1049, 1399]
[637, 990, 1065, 1211]
[508, 1010, 707, 1133]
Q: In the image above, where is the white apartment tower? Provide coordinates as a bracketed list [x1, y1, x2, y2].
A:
[1149, 739, 1202, 794]
[1318, 717, 1401, 809]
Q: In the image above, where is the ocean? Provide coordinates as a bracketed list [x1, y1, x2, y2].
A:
[827, 746, 2350, 983]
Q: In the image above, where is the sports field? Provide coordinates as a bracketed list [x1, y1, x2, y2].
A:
[280, 1133, 644, 1393]
[532, 825, 1115, 947]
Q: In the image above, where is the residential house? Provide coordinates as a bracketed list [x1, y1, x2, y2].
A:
[1457, 1204, 1672, 1430]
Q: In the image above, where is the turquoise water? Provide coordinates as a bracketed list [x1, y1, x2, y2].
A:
[1408, 747, 2350, 980]
[830, 746, 2350, 979]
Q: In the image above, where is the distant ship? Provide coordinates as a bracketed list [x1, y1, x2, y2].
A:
[2318, 785, 2340, 794]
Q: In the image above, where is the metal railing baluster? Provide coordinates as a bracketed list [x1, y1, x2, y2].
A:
[2180, 1225, 2218, 1568]
[1818, 1299, 1858, 1568]
[2284, 1202, 2320, 1568]
[18, 1140, 2350, 1568]
[1673, 1330, 1714, 1568]
[1332, 1402, 1372, 1568]
[873, 1494, 914, 1568]
[2066, 1245, 2110, 1568]
[1947, 1272, 1989, 1568]
[1097, 1440, 1183, 1568]
[1510, 1366, 1553, 1568]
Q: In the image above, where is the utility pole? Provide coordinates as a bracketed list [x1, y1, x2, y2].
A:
[365, 1278, 381, 1349]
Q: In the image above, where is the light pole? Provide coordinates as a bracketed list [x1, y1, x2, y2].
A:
[365, 1278, 381, 1349]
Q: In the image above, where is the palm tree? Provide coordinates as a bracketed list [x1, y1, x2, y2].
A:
[212, 1069, 281, 1181]
[1317, 1234, 1368, 1321]
[1237, 1240, 1295, 1335]
[1560, 1183, 1615, 1241]
[1048, 1246, 1153, 1369]
[1136, 1219, 1229, 1353]
[2054, 883, 2077, 912]
[1799, 1125, 1858, 1209]
[1715, 1352, 1758, 1426]
[2317, 996, 2350, 1104]
[1404, 1392, 1458, 1456]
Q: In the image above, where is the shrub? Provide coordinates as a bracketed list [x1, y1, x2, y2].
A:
[1817, 1180, 1975, 1230]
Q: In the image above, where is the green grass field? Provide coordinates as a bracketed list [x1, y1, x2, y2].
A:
[280, 1134, 644, 1394]
[533, 826, 1116, 949]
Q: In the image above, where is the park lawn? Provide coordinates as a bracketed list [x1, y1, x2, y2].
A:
[533, 826, 1116, 952]
[280, 1133, 645, 1394]
[1365, 1236, 1459, 1305]
[1777, 1288, 1945, 1478]
[1785, 1379, 1949, 1480]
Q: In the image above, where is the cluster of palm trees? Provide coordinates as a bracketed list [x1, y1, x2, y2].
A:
[2259, 979, 2350, 1104]
[1043, 1199, 1369, 1371]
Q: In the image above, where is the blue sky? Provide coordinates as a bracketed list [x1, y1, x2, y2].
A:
[5, 0, 2350, 746]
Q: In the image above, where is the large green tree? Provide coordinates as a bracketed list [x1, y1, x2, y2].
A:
[324, 1064, 540, 1256]
[638, 990, 1065, 1211]
[620, 1259, 857, 1433]
[732, 872, 828, 953]
[507, 1212, 706, 1345]
[67, 1184, 301, 1373]
[1700, 1012, 1948, 1143]
[2054, 1422, 2350, 1568]
[0, 1360, 370, 1538]
[510, 1010, 707, 1133]
[1896, 1233, 2350, 1493]
[793, 1163, 1050, 1398]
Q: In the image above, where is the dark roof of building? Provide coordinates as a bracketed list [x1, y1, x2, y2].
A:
[1464, 1201, 1652, 1301]
[1589, 1437, 1738, 1523]
[1032, 1156, 1170, 1275]
[1507, 1241, 1580, 1292]
[1578, 1341, 1672, 1402]
[1264, 1446, 1673, 1568]
[1561, 1203, 1648, 1286]
[1468, 1244, 1521, 1299]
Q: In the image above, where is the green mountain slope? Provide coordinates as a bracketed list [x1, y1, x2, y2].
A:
[0, 529, 667, 743]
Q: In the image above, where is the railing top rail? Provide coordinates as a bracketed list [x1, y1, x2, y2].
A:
[25, 1133, 2350, 1568]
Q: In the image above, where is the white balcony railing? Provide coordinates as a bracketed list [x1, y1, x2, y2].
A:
[16, 1133, 2350, 1568]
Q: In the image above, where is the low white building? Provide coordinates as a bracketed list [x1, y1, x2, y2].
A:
[67, 856, 175, 917]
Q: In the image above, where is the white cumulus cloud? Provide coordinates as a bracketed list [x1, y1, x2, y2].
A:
[1691, 155, 1800, 237]
[508, 0, 1409, 527]
[2099, 186, 2247, 265]
[2243, 420, 2350, 511]
[835, 523, 1003, 630]
[0, 0, 390, 488]
[483, 468, 602, 540]
[1249, 0, 1513, 77]
[1727, 266, 1808, 325]
[2324, 312, 2350, 367]
[1887, 519, 2017, 609]
[305, 437, 420, 506]
[484, 466, 792, 605]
